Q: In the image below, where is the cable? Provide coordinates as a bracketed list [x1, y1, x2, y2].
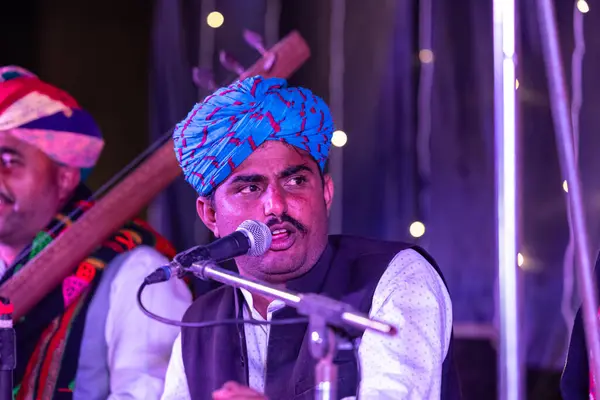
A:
[264, 0, 281, 47]
[561, 0, 586, 339]
[415, 0, 434, 243]
[328, 0, 345, 234]
[136, 282, 308, 328]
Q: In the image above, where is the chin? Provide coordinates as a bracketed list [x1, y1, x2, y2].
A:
[267, 262, 310, 281]
[263, 251, 302, 268]
[256, 269, 305, 285]
[240, 254, 306, 282]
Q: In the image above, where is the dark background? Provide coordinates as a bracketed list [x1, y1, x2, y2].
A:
[5, 0, 600, 397]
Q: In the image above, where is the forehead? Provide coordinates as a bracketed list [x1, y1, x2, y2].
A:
[232, 141, 316, 174]
[0, 132, 30, 150]
[0, 132, 52, 161]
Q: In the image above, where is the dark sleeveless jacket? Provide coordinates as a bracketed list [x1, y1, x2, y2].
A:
[181, 235, 461, 399]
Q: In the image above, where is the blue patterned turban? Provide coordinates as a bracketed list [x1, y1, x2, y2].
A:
[173, 76, 334, 196]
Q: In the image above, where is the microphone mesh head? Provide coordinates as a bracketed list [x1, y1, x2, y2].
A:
[237, 220, 272, 256]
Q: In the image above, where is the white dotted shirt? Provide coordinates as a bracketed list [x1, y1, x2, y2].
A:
[161, 248, 453, 399]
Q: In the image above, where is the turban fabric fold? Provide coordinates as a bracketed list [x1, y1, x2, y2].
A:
[0, 66, 104, 169]
[173, 76, 334, 196]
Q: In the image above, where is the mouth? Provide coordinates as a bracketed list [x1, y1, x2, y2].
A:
[268, 224, 297, 251]
[0, 193, 14, 208]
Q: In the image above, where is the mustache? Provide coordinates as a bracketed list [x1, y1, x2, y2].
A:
[266, 213, 307, 234]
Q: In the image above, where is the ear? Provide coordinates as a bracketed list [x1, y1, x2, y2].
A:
[196, 196, 220, 237]
[56, 166, 81, 202]
[323, 174, 334, 215]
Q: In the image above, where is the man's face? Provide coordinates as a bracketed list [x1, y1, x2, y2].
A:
[197, 141, 334, 283]
[0, 133, 76, 247]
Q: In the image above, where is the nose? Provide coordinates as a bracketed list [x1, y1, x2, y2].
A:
[263, 185, 287, 218]
[0, 167, 13, 182]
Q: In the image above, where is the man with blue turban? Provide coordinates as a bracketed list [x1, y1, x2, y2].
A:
[0, 66, 192, 399]
[162, 76, 459, 399]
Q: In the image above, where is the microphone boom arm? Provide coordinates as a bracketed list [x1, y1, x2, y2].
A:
[188, 260, 395, 335]
[187, 259, 397, 400]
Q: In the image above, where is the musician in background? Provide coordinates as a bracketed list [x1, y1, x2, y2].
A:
[0, 66, 192, 399]
[161, 76, 461, 399]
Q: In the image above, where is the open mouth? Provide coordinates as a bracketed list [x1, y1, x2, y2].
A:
[269, 225, 296, 251]
[271, 228, 289, 239]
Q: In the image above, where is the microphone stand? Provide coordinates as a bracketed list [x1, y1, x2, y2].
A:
[0, 297, 14, 400]
[188, 260, 396, 400]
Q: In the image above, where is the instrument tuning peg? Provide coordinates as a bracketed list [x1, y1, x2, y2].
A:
[243, 30, 266, 53]
[243, 30, 276, 72]
[219, 51, 245, 75]
[192, 67, 217, 91]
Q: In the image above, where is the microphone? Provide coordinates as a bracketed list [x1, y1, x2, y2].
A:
[144, 220, 272, 284]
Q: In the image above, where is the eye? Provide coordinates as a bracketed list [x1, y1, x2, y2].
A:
[1, 153, 20, 167]
[287, 176, 307, 186]
[239, 184, 261, 194]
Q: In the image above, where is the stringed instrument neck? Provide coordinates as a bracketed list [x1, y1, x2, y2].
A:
[0, 30, 310, 321]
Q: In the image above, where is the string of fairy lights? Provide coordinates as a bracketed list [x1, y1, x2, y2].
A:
[202, 3, 520, 242]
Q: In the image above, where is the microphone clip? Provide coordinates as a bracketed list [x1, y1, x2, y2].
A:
[143, 261, 187, 285]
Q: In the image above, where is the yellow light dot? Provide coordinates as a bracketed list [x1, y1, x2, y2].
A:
[517, 252, 524, 267]
[331, 130, 347, 147]
[419, 49, 434, 64]
[577, 0, 590, 13]
[207, 11, 224, 28]
[563, 180, 568, 193]
[515, 79, 520, 90]
[409, 221, 426, 238]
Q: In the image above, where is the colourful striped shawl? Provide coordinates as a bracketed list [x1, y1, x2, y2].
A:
[1, 184, 176, 399]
